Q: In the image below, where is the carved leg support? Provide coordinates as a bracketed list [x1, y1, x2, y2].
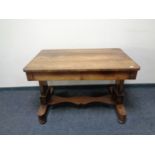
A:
[37, 81, 52, 124]
[113, 80, 127, 124]
[37, 81, 126, 124]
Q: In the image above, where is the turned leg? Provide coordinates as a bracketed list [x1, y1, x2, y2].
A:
[37, 81, 52, 124]
[114, 80, 127, 124]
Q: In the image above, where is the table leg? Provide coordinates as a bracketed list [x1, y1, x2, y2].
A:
[114, 80, 127, 124]
[37, 80, 126, 124]
[37, 81, 52, 124]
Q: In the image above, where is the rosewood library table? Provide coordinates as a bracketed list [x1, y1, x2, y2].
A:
[23, 48, 140, 124]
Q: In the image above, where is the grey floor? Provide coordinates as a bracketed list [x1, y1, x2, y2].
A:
[0, 85, 155, 135]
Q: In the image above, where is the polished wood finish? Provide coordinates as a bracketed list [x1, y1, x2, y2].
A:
[23, 48, 140, 124]
[24, 48, 140, 81]
[24, 48, 140, 72]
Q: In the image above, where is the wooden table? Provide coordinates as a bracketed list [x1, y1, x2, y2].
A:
[23, 48, 140, 124]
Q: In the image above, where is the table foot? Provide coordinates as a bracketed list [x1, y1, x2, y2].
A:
[38, 115, 47, 124]
[115, 103, 126, 124]
[38, 104, 48, 124]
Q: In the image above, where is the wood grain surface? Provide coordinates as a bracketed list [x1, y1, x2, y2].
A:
[24, 48, 140, 72]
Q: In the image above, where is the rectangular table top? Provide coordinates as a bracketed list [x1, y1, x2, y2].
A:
[24, 48, 140, 73]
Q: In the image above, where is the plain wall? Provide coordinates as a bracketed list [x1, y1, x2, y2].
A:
[0, 19, 155, 87]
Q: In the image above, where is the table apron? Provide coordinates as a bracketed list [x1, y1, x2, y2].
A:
[26, 71, 138, 81]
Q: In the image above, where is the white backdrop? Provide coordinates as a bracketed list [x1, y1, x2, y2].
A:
[0, 19, 155, 87]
